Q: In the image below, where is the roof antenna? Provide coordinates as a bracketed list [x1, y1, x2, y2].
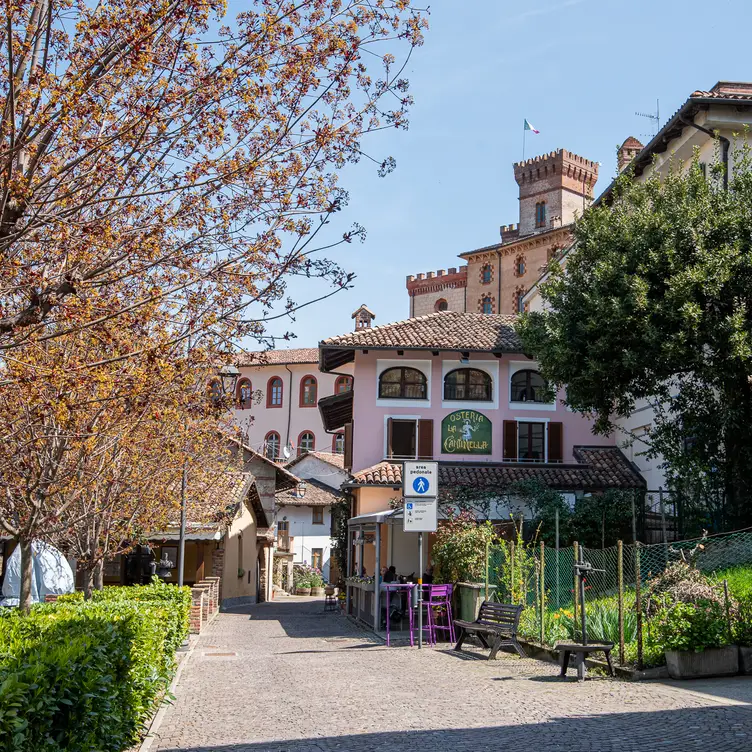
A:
[635, 99, 660, 139]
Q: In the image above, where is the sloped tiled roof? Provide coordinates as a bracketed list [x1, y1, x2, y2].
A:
[285, 450, 345, 471]
[690, 82, 752, 101]
[321, 311, 522, 353]
[348, 448, 644, 491]
[235, 348, 319, 367]
[277, 478, 344, 507]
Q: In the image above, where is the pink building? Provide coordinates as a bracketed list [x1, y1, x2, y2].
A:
[318, 310, 644, 506]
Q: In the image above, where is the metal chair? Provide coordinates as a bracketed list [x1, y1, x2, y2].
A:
[422, 584, 455, 645]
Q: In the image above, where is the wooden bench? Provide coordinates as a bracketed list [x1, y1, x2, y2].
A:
[555, 642, 615, 681]
[453, 602, 526, 660]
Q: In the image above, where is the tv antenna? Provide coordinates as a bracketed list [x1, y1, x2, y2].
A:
[635, 99, 660, 139]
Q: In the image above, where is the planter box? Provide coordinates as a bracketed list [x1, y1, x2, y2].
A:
[456, 583, 497, 622]
[739, 646, 752, 675]
[296, 588, 311, 596]
[665, 645, 739, 679]
[311, 587, 325, 596]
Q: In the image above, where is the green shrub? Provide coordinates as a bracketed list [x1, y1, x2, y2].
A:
[0, 581, 190, 752]
[651, 598, 730, 653]
[712, 565, 752, 600]
[735, 594, 752, 647]
[432, 511, 495, 584]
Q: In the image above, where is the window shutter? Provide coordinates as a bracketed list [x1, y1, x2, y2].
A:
[503, 420, 517, 461]
[386, 418, 394, 459]
[343, 422, 353, 470]
[548, 422, 563, 462]
[418, 419, 434, 460]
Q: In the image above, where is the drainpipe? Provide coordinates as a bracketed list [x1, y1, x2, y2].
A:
[679, 115, 730, 191]
[284, 364, 294, 448]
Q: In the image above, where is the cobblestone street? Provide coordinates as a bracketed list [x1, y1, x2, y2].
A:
[152, 598, 752, 752]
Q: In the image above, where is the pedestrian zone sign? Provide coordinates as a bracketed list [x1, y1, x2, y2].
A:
[402, 461, 438, 497]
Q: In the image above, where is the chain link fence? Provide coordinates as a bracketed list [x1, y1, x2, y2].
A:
[484, 529, 752, 668]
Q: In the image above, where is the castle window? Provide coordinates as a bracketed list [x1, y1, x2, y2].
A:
[517, 291, 526, 314]
[435, 299, 448, 312]
[378, 367, 427, 400]
[516, 257, 526, 277]
[481, 296, 493, 315]
[481, 264, 492, 284]
[535, 202, 547, 228]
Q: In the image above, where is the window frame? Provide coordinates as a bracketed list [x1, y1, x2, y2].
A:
[481, 296, 493, 315]
[267, 376, 284, 408]
[312, 508, 324, 525]
[299, 374, 318, 407]
[311, 547, 323, 569]
[264, 431, 281, 460]
[297, 430, 315, 456]
[443, 368, 493, 402]
[435, 299, 449, 312]
[535, 201, 547, 228]
[332, 432, 345, 454]
[517, 421, 546, 462]
[378, 366, 428, 401]
[236, 378, 253, 409]
[510, 368, 551, 404]
[481, 264, 492, 285]
[334, 375, 353, 394]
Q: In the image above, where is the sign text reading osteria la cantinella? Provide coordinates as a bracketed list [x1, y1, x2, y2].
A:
[441, 410, 492, 455]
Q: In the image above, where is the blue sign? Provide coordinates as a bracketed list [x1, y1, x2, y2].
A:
[412, 476, 430, 495]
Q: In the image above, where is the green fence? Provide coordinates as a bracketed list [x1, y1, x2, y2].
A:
[484, 530, 752, 668]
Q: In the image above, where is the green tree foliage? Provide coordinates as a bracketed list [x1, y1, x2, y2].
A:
[518, 149, 752, 528]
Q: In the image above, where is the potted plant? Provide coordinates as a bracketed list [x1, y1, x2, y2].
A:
[653, 598, 738, 679]
[294, 566, 312, 596]
[735, 595, 752, 674]
[310, 569, 325, 597]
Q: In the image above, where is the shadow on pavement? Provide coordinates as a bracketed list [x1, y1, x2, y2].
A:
[155, 705, 752, 751]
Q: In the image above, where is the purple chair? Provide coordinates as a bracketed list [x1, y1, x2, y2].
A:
[421, 584, 455, 646]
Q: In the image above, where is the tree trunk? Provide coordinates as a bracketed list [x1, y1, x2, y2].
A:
[94, 559, 104, 591]
[19, 538, 34, 614]
[83, 568, 95, 600]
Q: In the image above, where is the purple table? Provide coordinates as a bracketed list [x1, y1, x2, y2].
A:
[382, 583, 415, 647]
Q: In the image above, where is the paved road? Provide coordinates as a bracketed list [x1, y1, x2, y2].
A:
[152, 597, 752, 752]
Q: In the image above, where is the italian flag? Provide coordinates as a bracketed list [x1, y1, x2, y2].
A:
[524, 119, 540, 134]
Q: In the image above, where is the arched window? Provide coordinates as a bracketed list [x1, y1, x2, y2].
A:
[335, 375, 353, 394]
[267, 377, 283, 408]
[516, 256, 526, 277]
[481, 296, 493, 315]
[297, 431, 315, 456]
[265, 431, 280, 460]
[510, 369, 550, 403]
[481, 264, 492, 284]
[333, 432, 345, 454]
[236, 378, 253, 409]
[435, 299, 448, 312]
[378, 367, 427, 400]
[444, 368, 492, 401]
[300, 375, 317, 407]
[535, 201, 547, 228]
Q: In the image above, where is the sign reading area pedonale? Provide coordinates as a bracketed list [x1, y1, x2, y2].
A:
[441, 410, 492, 454]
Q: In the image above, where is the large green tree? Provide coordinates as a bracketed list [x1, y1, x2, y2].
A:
[517, 150, 752, 529]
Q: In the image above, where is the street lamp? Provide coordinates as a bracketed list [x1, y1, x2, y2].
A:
[217, 364, 240, 399]
[295, 481, 307, 499]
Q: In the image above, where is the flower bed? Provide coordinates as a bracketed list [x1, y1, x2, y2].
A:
[0, 580, 190, 751]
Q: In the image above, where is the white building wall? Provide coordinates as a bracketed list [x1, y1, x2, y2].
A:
[280, 505, 333, 581]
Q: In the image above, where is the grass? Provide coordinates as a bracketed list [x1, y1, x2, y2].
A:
[710, 564, 752, 599]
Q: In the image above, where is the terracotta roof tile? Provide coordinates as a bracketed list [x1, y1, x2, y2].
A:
[277, 478, 344, 507]
[321, 311, 522, 352]
[285, 450, 345, 471]
[348, 448, 644, 491]
[235, 348, 319, 367]
[691, 82, 752, 101]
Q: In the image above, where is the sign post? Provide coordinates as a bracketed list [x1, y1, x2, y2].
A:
[403, 461, 439, 649]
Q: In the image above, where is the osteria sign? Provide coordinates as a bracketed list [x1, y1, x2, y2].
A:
[441, 410, 492, 455]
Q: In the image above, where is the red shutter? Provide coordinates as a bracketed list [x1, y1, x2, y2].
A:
[418, 419, 434, 460]
[386, 418, 394, 459]
[503, 420, 517, 461]
[548, 422, 563, 463]
[344, 422, 353, 471]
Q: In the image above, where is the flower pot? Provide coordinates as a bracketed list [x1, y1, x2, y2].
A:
[665, 646, 739, 679]
[296, 588, 311, 596]
[739, 646, 752, 675]
[311, 587, 325, 596]
[457, 583, 497, 622]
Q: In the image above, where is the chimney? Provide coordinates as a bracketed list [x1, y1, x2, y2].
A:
[618, 136, 644, 173]
[351, 304, 376, 331]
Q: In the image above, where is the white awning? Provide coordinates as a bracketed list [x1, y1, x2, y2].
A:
[347, 508, 403, 527]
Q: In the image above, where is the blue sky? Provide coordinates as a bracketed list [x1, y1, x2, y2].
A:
[261, 0, 749, 350]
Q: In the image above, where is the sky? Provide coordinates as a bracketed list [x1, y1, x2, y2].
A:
[258, 0, 750, 350]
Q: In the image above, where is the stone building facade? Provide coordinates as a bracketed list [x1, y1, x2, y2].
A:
[406, 149, 599, 316]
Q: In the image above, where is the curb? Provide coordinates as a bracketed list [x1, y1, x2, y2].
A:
[138, 635, 198, 752]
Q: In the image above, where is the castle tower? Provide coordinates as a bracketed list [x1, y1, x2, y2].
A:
[352, 304, 375, 330]
[617, 136, 644, 172]
[513, 150, 599, 236]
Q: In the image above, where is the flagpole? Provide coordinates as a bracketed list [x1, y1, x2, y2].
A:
[522, 119, 526, 162]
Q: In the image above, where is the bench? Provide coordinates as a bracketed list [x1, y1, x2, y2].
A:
[453, 602, 526, 660]
[555, 642, 615, 681]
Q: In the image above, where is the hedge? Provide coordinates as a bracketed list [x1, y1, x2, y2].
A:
[0, 580, 191, 752]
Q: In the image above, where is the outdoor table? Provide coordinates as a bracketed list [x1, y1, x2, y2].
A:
[382, 583, 416, 647]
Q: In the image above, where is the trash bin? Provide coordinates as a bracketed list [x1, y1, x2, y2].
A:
[457, 582, 497, 621]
